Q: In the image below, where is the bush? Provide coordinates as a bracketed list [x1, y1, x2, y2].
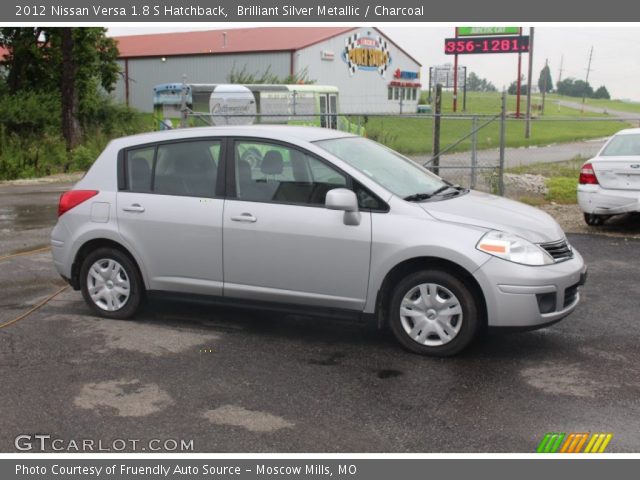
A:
[0, 89, 151, 180]
[0, 90, 61, 135]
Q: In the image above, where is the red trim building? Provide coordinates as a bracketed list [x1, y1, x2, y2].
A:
[112, 27, 422, 114]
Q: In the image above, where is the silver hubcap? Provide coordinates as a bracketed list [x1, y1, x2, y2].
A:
[399, 283, 463, 347]
[87, 258, 130, 311]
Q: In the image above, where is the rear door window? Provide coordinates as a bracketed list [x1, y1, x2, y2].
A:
[154, 140, 220, 197]
[123, 139, 222, 198]
[126, 146, 154, 192]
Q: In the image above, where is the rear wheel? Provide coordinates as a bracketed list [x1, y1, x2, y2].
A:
[584, 213, 608, 226]
[80, 247, 142, 319]
[388, 269, 481, 356]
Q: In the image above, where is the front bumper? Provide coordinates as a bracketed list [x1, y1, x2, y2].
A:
[474, 247, 587, 328]
[578, 184, 640, 215]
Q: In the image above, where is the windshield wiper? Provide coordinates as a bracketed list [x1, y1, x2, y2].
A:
[403, 186, 451, 202]
[403, 192, 434, 201]
[431, 185, 454, 196]
[404, 184, 468, 202]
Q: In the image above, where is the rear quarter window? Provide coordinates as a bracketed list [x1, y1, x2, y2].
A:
[125, 146, 155, 192]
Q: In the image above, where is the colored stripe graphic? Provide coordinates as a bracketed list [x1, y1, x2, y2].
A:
[560, 433, 589, 453]
[573, 433, 590, 453]
[597, 434, 613, 453]
[537, 433, 565, 453]
[538, 433, 613, 453]
[584, 433, 614, 453]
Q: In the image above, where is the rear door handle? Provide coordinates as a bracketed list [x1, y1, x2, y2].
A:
[231, 213, 257, 223]
[122, 204, 145, 213]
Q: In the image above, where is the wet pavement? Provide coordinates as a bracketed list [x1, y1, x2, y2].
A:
[1, 182, 639, 453]
[0, 183, 66, 255]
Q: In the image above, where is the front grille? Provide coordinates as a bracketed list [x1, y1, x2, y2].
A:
[539, 239, 573, 263]
[563, 283, 580, 308]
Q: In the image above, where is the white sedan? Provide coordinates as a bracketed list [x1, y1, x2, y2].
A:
[578, 128, 640, 225]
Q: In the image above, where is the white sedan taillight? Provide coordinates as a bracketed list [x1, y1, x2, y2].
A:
[579, 163, 599, 185]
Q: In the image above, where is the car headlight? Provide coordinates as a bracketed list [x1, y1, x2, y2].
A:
[476, 230, 554, 266]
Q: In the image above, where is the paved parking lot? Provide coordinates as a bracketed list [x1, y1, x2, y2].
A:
[1, 182, 639, 452]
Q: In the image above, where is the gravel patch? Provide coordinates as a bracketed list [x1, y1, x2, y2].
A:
[0, 172, 84, 186]
[540, 203, 640, 239]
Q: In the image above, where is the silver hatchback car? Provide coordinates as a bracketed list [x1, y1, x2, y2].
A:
[51, 126, 587, 356]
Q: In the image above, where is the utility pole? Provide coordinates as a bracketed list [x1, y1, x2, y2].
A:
[525, 27, 535, 139]
[516, 27, 523, 118]
[541, 58, 548, 115]
[432, 84, 442, 176]
[557, 54, 564, 85]
[180, 74, 188, 128]
[581, 46, 594, 112]
[498, 91, 506, 196]
[453, 28, 459, 112]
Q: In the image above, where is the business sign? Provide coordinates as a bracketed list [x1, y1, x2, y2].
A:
[393, 69, 419, 80]
[456, 26, 521, 36]
[320, 50, 335, 61]
[444, 36, 530, 55]
[430, 65, 466, 88]
[343, 33, 392, 77]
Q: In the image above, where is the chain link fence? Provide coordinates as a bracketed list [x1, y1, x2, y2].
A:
[182, 105, 639, 199]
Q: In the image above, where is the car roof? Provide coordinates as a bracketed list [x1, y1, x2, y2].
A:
[110, 125, 355, 149]
[612, 128, 640, 136]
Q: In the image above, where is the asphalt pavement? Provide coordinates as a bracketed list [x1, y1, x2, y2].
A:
[1, 182, 639, 453]
[555, 99, 640, 121]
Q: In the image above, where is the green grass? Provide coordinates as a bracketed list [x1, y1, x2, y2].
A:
[546, 177, 579, 204]
[363, 115, 624, 155]
[430, 91, 607, 117]
[369, 91, 630, 155]
[548, 94, 640, 115]
[507, 159, 581, 205]
[507, 158, 584, 177]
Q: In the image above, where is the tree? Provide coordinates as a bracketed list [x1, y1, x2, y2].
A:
[466, 72, 497, 92]
[592, 85, 610, 100]
[507, 76, 528, 96]
[0, 28, 119, 154]
[538, 65, 553, 93]
[556, 77, 594, 98]
[0, 28, 48, 94]
[228, 64, 314, 84]
[60, 28, 80, 151]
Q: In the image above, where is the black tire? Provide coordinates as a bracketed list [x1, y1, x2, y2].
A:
[388, 269, 481, 357]
[79, 247, 143, 319]
[584, 213, 606, 226]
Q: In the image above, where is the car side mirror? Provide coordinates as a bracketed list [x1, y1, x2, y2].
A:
[325, 188, 361, 226]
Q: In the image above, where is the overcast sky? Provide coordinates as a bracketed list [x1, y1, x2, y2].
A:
[108, 26, 640, 101]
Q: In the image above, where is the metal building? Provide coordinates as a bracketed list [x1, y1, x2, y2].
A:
[113, 27, 422, 114]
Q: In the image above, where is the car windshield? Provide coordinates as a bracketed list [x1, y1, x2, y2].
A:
[601, 133, 640, 156]
[314, 136, 446, 199]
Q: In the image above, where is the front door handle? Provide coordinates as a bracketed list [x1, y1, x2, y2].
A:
[231, 213, 257, 223]
[122, 204, 145, 213]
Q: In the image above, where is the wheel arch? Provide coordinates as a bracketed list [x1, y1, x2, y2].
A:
[374, 256, 487, 330]
[71, 238, 147, 291]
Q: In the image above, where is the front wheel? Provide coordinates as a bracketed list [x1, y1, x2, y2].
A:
[80, 247, 143, 319]
[388, 270, 481, 356]
[584, 213, 607, 226]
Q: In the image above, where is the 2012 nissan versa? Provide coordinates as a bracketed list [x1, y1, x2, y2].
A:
[51, 126, 587, 356]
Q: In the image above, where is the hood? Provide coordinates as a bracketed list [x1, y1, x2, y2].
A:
[419, 190, 565, 243]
